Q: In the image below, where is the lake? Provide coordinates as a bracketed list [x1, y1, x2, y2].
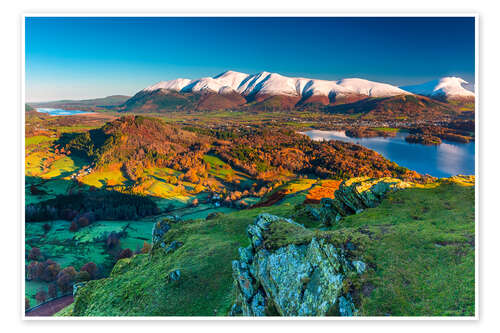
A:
[301, 130, 475, 178]
[36, 108, 95, 116]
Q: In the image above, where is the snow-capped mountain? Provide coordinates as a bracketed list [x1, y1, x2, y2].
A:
[400, 77, 475, 101]
[123, 71, 474, 113]
[141, 70, 411, 101]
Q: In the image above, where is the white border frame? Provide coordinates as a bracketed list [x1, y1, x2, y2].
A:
[20, 12, 479, 321]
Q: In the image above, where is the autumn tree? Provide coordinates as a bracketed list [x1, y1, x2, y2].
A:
[77, 216, 89, 228]
[141, 242, 152, 254]
[40, 259, 61, 282]
[28, 247, 43, 261]
[26, 259, 60, 282]
[42, 223, 51, 234]
[48, 283, 57, 298]
[80, 262, 98, 279]
[117, 248, 133, 260]
[35, 289, 48, 304]
[106, 231, 120, 249]
[69, 221, 78, 232]
[75, 270, 91, 283]
[56, 266, 77, 293]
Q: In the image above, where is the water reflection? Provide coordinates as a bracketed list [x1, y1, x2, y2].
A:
[36, 108, 95, 116]
[301, 130, 475, 178]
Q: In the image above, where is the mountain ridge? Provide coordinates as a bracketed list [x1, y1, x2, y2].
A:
[124, 71, 474, 113]
[142, 70, 412, 101]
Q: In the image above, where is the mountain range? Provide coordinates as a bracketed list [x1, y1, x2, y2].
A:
[28, 71, 475, 115]
[119, 70, 474, 113]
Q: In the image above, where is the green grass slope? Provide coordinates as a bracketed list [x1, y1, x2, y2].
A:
[341, 181, 475, 316]
[70, 178, 474, 317]
[70, 190, 306, 316]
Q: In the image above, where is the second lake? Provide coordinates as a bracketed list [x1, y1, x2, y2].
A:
[36, 108, 95, 116]
[301, 130, 475, 178]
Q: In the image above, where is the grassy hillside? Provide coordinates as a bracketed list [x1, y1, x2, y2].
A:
[70, 188, 306, 316]
[325, 95, 457, 120]
[69, 177, 474, 316]
[120, 90, 246, 113]
[340, 180, 475, 316]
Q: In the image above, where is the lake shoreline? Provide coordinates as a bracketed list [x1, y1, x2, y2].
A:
[35, 108, 96, 116]
[300, 129, 475, 178]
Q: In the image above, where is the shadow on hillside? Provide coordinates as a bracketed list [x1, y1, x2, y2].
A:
[25, 175, 160, 222]
[325, 97, 389, 114]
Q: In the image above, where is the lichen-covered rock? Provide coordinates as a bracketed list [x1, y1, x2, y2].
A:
[320, 177, 411, 225]
[152, 220, 171, 246]
[152, 215, 181, 246]
[246, 213, 303, 249]
[73, 282, 87, 297]
[339, 295, 355, 316]
[168, 269, 181, 282]
[231, 213, 366, 317]
[162, 240, 183, 254]
[229, 303, 242, 316]
[352, 260, 366, 274]
[232, 260, 255, 300]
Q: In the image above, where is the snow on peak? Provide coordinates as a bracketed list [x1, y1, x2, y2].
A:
[336, 78, 411, 97]
[218, 86, 236, 95]
[401, 77, 474, 98]
[142, 78, 192, 92]
[140, 70, 412, 99]
[182, 77, 226, 93]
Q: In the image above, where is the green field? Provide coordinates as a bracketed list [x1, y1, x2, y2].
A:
[371, 127, 400, 133]
[80, 169, 128, 188]
[26, 135, 56, 146]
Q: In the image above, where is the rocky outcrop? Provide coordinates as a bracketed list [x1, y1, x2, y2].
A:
[167, 269, 181, 282]
[73, 282, 87, 297]
[320, 177, 411, 225]
[152, 215, 183, 253]
[231, 214, 366, 316]
[152, 219, 171, 246]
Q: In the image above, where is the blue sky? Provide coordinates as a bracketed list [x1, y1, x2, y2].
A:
[25, 17, 475, 102]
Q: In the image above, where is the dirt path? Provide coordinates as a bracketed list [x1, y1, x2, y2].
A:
[25, 295, 74, 317]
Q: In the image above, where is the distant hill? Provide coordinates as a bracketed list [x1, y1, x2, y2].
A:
[28, 95, 131, 111]
[63, 115, 210, 181]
